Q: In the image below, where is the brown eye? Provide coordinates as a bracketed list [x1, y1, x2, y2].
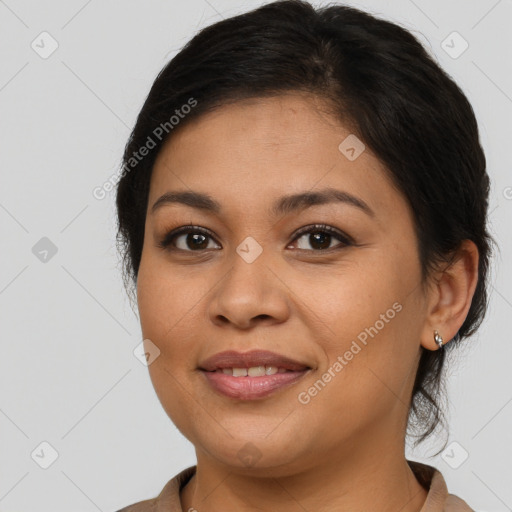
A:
[176, 232, 213, 250]
[158, 226, 220, 252]
[289, 224, 352, 251]
[158, 223, 352, 254]
[297, 232, 335, 250]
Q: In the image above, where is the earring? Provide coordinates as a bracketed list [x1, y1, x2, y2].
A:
[434, 330, 444, 350]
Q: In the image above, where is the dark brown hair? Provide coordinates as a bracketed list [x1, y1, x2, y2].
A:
[115, 0, 494, 450]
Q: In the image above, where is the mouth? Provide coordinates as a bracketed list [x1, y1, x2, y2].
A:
[198, 349, 312, 400]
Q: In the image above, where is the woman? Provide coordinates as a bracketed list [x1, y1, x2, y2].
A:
[115, 1, 493, 510]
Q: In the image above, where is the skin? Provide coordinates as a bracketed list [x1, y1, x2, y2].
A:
[136, 93, 479, 512]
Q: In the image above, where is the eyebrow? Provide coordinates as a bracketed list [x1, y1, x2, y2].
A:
[150, 187, 375, 218]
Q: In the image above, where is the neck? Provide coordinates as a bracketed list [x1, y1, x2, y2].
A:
[180, 440, 428, 512]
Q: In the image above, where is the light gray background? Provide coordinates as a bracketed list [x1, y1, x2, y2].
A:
[0, 0, 511, 511]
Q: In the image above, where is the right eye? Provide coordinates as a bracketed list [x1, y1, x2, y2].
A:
[158, 225, 221, 252]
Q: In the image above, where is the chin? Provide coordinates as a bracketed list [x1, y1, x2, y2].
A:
[189, 423, 315, 473]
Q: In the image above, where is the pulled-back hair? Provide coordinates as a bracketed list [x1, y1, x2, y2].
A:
[115, 0, 494, 449]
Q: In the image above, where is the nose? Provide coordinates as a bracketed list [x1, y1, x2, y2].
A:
[207, 249, 291, 330]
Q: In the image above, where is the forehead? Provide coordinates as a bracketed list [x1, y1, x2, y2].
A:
[149, 94, 403, 222]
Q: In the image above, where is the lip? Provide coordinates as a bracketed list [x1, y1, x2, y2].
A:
[202, 370, 310, 400]
[198, 349, 310, 372]
[198, 350, 311, 400]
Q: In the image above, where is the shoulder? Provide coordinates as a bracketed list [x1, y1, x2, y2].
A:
[444, 493, 475, 512]
[115, 466, 196, 512]
[407, 459, 475, 512]
[115, 497, 156, 512]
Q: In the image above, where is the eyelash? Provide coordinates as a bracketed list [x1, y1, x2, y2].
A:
[157, 223, 353, 253]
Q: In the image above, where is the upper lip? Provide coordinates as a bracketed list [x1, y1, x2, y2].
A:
[199, 350, 310, 372]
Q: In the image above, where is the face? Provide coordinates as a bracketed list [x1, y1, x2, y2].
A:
[136, 93, 429, 475]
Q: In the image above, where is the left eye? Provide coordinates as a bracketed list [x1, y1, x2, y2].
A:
[289, 224, 352, 251]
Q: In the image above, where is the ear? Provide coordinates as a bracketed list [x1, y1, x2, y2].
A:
[420, 240, 479, 351]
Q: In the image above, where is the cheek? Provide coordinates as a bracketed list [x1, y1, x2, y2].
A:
[136, 251, 203, 341]
[295, 253, 421, 418]
[290, 256, 406, 351]
[137, 257, 206, 436]
[136, 251, 212, 372]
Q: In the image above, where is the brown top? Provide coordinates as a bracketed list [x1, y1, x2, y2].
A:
[116, 460, 474, 511]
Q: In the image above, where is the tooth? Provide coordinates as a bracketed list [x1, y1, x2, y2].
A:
[220, 366, 286, 376]
[248, 366, 266, 377]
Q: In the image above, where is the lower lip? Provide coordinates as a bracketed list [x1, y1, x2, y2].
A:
[201, 369, 309, 400]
